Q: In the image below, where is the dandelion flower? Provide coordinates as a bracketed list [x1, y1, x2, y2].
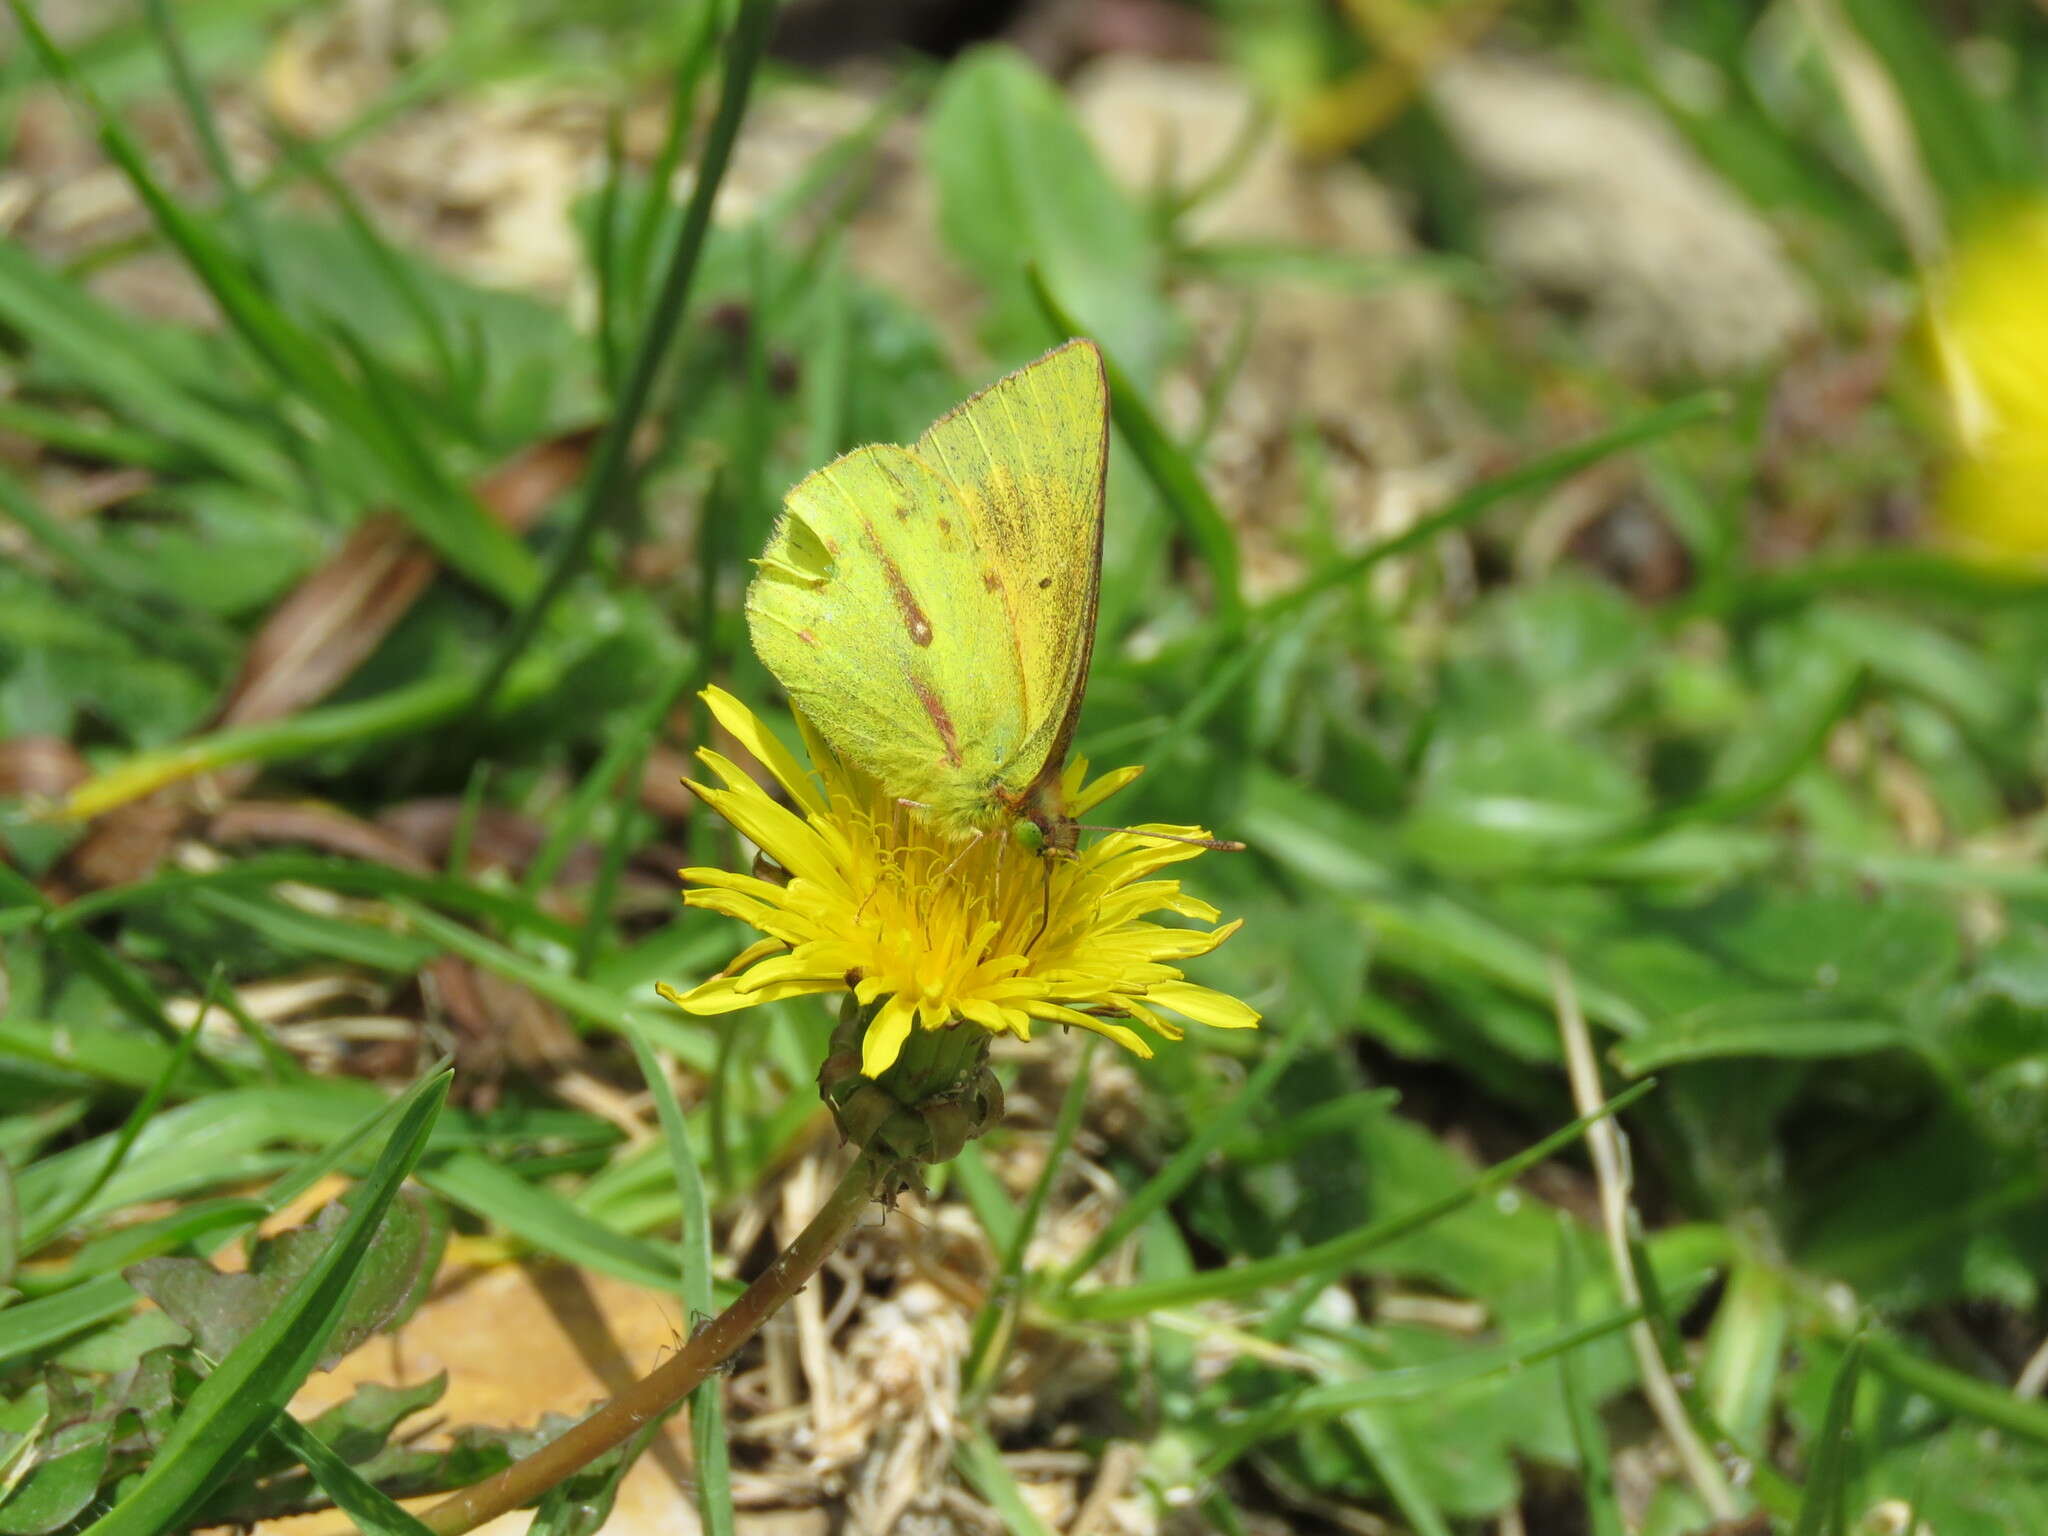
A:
[659, 687, 1259, 1082]
[1929, 203, 2048, 561]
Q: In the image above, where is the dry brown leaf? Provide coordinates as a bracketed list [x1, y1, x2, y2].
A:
[0, 736, 89, 800]
[63, 799, 185, 891]
[51, 431, 594, 891]
[209, 799, 436, 873]
[374, 798, 550, 878]
[215, 429, 595, 735]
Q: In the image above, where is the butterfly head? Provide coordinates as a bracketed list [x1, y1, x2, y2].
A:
[1009, 807, 1078, 859]
[1004, 779, 1079, 859]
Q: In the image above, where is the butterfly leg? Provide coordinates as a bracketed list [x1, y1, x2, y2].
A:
[929, 827, 985, 888]
[1021, 844, 1078, 955]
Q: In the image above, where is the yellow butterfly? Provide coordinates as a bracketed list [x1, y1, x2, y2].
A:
[746, 339, 1108, 853]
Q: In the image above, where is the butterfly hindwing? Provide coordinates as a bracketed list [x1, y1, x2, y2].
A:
[746, 340, 1108, 834]
[746, 444, 1027, 826]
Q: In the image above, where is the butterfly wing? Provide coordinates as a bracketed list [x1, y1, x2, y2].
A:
[913, 339, 1108, 805]
[746, 443, 1028, 828]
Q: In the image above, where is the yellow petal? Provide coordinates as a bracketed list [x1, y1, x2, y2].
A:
[730, 948, 841, 993]
[1138, 917, 1242, 962]
[862, 994, 916, 1078]
[687, 772, 836, 885]
[702, 686, 828, 816]
[662, 974, 837, 1015]
[1025, 1000, 1155, 1059]
[716, 936, 787, 977]
[679, 889, 810, 943]
[1071, 762, 1144, 817]
[1146, 980, 1260, 1029]
[1116, 995, 1186, 1041]
[957, 996, 1029, 1038]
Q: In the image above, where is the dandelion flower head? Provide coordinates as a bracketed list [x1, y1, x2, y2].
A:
[1930, 202, 2048, 561]
[661, 687, 1259, 1079]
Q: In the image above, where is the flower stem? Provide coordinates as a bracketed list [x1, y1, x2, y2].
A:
[417, 1149, 883, 1536]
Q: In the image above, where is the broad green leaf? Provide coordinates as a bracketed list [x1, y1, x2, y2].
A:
[926, 47, 1175, 373]
[266, 1414, 435, 1536]
[77, 1069, 449, 1536]
[126, 1188, 446, 1371]
[423, 1152, 680, 1290]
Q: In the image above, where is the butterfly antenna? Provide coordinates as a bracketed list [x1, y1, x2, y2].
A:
[1072, 824, 1248, 852]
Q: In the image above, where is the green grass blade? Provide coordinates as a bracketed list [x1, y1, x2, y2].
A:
[1288, 1308, 1645, 1422]
[571, 688, 684, 978]
[592, 104, 630, 394]
[963, 1041, 1095, 1400]
[0, 1017, 184, 1095]
[1055, 1018, 1313, 1288]
[1555, 1223, 1625, 1536]
[31, 1198, 268, 1289]
[269, 1413, 435, 1536]
[468, 0, 776, 714]
[1271, 391, 1730, 615]
[524, 674, 688, 902]
[0, 865, 221, 1061]
[1793, 1334, 1866, 1536]
[0, 1275, 138, 1370]
[0, 242, 287, 492]
[0, 464, 155, 601]
[1624, 1222, 1792, 1517]
[623, 8, 721, 315]
[624, 1024, 735, 1536]
[1027, 264, 1246, 626]
[0, 396, 190, 470]
[422, 1152, 680, 1291]
[18, 993, 211, 1253]
[954, 1429, 1057, 1536]
[141, 0, 272, 289]
[5, 1, 536, 602]
[1338, 1408, 1453, 1536]
[391, 901, 713, 1067]
[948, 1143, 1019, 1256]
[58, 648, 566, 821]
[213, 1063, 464, 1263]
[277, 131, 472, 422]
[1198, 1306, 1645, 1476]
[1702, 1260, 1789, 1457]
[52, 854, 578, 950]
[1859, 1330, 2048, 1446]
[1057, 1079, 1656, 1322]
[78, 1068, 450, 1536]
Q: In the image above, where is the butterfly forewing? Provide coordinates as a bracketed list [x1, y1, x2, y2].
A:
[747, 444, 1027, 827]
[745, 340, 1109, 835]
[913, 339, 1108, 799]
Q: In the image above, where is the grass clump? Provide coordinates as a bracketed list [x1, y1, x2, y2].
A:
[3, 1, 2048, 1533]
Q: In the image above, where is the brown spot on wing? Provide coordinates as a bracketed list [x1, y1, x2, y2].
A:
[795, 628, 819, 647]
[914, 679, 963, 768]
[982, 569, 1004, 593]
[860, 517, 934, 647]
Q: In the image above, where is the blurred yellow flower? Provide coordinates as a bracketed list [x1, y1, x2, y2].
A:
[1930, 204, 2048, 560]
[659, 687, 1258, 1079]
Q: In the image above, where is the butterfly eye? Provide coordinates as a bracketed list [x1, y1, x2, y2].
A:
[1010, 819, 1046, 854]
